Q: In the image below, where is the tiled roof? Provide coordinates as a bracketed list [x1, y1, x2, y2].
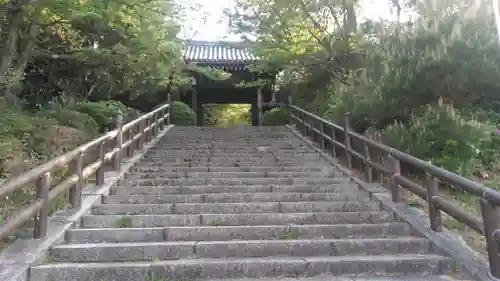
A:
[182, 40, 258, 64]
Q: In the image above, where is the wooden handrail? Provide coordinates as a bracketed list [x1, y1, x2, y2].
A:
[0, 99, 172, 242]
[289, 104, 500, 278]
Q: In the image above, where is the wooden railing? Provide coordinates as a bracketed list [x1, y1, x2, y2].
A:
[0, 98, 171, 242]
[289, 104, 500, 278]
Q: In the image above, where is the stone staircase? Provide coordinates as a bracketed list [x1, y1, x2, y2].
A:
[31, 126, 456, 281]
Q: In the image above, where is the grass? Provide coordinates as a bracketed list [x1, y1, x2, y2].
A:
[39, 253, 54, 265]
[332, 232, 346, 239]
[116, 216, 133, 228]
[149, 275, 170, 281]
[278, 227, 302, 240]
[212, 219, 226, 226]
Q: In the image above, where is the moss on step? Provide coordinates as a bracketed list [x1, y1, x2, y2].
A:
[116, 216, 133, 228]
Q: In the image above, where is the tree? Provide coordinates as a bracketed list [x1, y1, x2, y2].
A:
[0, 0, 184, 107]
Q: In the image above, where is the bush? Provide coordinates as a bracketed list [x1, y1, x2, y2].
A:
[71, 101, 139, 132]
[0, 102, 91, 179]
[170, 101, 196, 126]
[38, 108, 99, 136]
[381, 102, 500, 178]
[0, 105, 58, 161]
[262, 108, 290, 126]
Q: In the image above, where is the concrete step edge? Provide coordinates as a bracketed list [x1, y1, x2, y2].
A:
[33, 254, 451, 268]
[53, 236, 429, 249]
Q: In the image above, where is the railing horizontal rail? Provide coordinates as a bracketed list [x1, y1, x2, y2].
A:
[0, 95, 172, 242]
[289, 104, 500, 278]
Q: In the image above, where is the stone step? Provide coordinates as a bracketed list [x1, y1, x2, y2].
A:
[103, 192, 368, 204]
[139, 156, 321, 161]
[110, 184, 358, 196]
[190, 277, 462, 281]
[30, 254, 452, 281]
[129, 166, 330, 173]
[143, 149, 315, 153]
[136, 161, 329, 167]
[143, 153, 320, 157]
[143, 150, 314, 154]
[65, 223, 412, 243]
[49, 237, 432, 262]
[81, 211, 394, 228]
[152, 143, 303, 148]
[150, 148, 305, 152]
[123, 171, 334, 179]
[135, 162, 328, 167]
[142, 154, 321, 159]
[92, 201, 381, 215]
[151, 146, 304, 150]
[116, 178, 347, 187]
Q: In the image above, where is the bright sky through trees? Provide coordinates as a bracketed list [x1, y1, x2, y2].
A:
[178, 0, 414, 41]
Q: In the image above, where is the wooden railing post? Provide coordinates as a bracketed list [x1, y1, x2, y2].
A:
[138, 119, 144, 149]
[426, 173, 442, 231]
[388, 155, 402, 202]
[167, 93, 172, 125]
[69, 151, 84, 209]
[148, 116, 153, 140]
[126, 126, 133, 157]
[145, 118, 151, 142]
[302, 112, 307, 136]
[152, 111, 158, 137]
[481, 199, 500, 278]
[34, 172, 50, 239]
[287, 95, 292, 126]
[113, 115, 123, 170]
[343, 113, 352, 169]
[331, 128, 337, 158]
[96, 141, 105, 185]
[159, 107, 165, 130]
[363, 143, 373, 183]
[320, 122, 326, 149]
[312, 120, 317, 142]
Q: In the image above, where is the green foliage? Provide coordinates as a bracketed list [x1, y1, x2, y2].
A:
[193, 66, 232, 81]
[38, 108, 99, 136]
[262, 108, 290, 126]
[1, 0, 185, 108]
[0, 105, 59, 162]
[170, 101, 196, 126]
[0, 99, 139, 180]
[0, 104, 82, 179]
[71, 101, 139, 132]
[204, 104, 251, 127]
[381, 103, 500, 177]
[229, 0, 500, 191]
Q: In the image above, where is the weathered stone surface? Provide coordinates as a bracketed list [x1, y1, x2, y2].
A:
[29, 126, 459, 281]
[65, 227, 165, 243]
[116, 177, 347, 186]
[112, 184, 357, 196]
[92, 201, 381, 215]
[103, 192, 369, 204]
[30, 255, 452, 281]
[49, 237, 431, 262]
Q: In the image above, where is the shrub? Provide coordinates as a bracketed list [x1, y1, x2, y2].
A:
[0, 102, 92, 179]
[71, 101, 139, 132]
[262, 108, 290, 126]
[170, 101, 196, 126]
[0, 105, 58, 161]
[381, 102, 500, 178]
[38, 108, 99, 136]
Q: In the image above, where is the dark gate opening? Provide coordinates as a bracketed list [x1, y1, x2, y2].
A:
[179, 40, 279, 126]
